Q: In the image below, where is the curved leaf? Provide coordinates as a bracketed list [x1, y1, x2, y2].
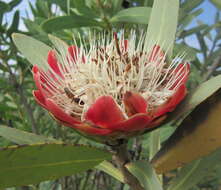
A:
[42, 15, 102, 32]
[110, 7, 151, 24]
[152, 88, 221, 173]
[0, 143, 111, 188]
[168, 148, 221, 190]
[12, 33, 51, 71]
[96, 160, 124, 183]
[126, 161, 163, 190]
[0, 125, 59, 144]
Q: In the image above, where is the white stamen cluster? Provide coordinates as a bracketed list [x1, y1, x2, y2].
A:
[39, 31, 188, 120]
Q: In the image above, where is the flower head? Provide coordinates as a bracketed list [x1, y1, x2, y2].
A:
[32, 31, 189, 142]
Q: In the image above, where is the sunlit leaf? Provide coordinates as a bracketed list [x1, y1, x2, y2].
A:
[145, 0, 179, 58]
[0, 143, 111, 188]
[152, 88, 221, 173]
[12, 33, 51, 71]
[110, 7, 151, 24]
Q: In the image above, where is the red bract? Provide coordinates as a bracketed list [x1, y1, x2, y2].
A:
[32, 34, 190, 142]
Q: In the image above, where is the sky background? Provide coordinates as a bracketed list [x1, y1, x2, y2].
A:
[2, 0, 220, 50]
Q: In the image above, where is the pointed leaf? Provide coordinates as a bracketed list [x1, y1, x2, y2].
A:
[7, 10, 20, 36]
[126, 161, 163, 190]
[145, 0, 179, 57]
[110, 7, 151, 24]
[168, 148, 221, 190]
[96, 160, 124, 183]
[181, 0, 203, 13]
[0, 125, 60, 144]
[12, 33, 51, 71]
[0, 143, 111, 188]
[152, 88, 221, 173]
[41, 15, 102, 33]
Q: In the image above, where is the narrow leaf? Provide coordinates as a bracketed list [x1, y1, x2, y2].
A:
[181, 0, 204, 13]
[0, 125, 60, 145]
[126, 161, 163, 190]
[110, 7, 151, 24]
[0, 143, 111, 188]
[7, 10, 20, 36]
[145, 0, 179, 57]
[42, 15, 102, 32]
[96, 160, 124, 183]
[179, 24, 208, 38]
[168, 148, 221, 190]
[152, 88, 221, 173]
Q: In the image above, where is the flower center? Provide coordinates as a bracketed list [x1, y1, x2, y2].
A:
[41, 31, 188, 120]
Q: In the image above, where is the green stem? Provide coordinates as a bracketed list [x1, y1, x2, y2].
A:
[112, 143, 145, 190]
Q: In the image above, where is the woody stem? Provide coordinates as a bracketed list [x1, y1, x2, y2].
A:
[112, 143, 145, 190]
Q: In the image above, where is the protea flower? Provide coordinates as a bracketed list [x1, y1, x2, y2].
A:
[32, 31, 189, 143]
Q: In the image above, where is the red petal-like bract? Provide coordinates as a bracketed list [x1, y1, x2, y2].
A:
[85, 96, 125, 128]
[154, 84, 187, 118]
[32, 43, 190, 141]
[108, 114, 152, 132]
[46, 99, 81, 126]
[123, 91, 147, 116]
[33, 90, 46, 108]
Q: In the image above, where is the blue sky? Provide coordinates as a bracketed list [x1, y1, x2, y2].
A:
[2, 0, 220, 50]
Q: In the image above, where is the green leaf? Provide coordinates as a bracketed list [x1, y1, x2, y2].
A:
[179, 24, 208, 38]
[0, 125, 60, 145]
[178, 9, 203, 30]
[12, 33, 52, 71]
[144, 0, 154, 7]
[145, 0, 179, 58]
[0, 143, 111, 188]
[9, 0, 22, 10]
[110, 7, 151, 24]
[0, 2, 10, 13]
[171, 74, 221, 121]
[149, 129, 161, 160]
[173, 43, 198, 61]
[168, 148, 221, 190]
[126, 161, 163, 190]
[112, 0, 123, 14]
[210, 0, 221, 9]
[96, 160, 124, 183]
[42, 15, 102, 32]
[7, 10, 20, 36]
[152, 89, 221, 174]
[73, 0, 98, 18]
[181, 0, 203, 13]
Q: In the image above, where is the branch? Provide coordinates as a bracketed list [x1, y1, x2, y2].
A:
[112, 143, 145, 190]
[203, 53, 221, 81]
